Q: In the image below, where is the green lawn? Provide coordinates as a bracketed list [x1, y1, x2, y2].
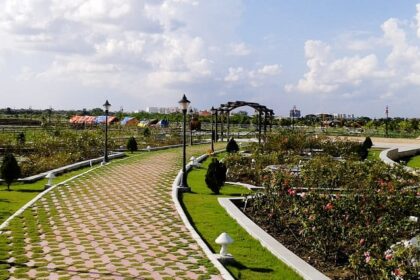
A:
[406, 154, 420, 168]
[182, 155, 302, 280]
[368, 148, 383, 160]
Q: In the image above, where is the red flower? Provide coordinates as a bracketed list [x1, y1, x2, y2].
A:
[287, 188, 296, 196]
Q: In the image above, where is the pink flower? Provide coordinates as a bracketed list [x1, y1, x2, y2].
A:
[359, 239, 365, 246]
[287, 188, 296, 196]
[324, 202, 334, 211]
[384, 249, 394, 261]
[364, 251, 371, 263]
[394, 268, 401, 276]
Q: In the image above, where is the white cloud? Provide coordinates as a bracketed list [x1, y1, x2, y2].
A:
[229, 42, 251, 56]
[257, 64, 281, 76]
[286, 10, 420, 99]
[224, 67, 244, 82]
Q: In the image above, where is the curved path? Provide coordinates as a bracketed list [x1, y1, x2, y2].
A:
[0, 147, 222, 279]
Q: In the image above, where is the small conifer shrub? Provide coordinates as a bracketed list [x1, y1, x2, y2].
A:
[127, 136, 138, 153]
[226, 137, 239, 153]
[1, 153, 21, 191]
[205, 158, 227, 194]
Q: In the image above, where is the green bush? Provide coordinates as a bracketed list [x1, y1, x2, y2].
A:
[205, 158, 227, 194]
[363, 136, 373, 149]
[226, 137, 239, 153]
[126, 136, 138, 153]
[1, 153, 21, 191]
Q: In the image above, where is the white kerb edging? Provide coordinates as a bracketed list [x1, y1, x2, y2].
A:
[219, 197, 330, 280]
[171, 158, 234, 280]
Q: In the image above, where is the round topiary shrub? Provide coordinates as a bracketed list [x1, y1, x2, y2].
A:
[205, 158, 227, 194]
[226, 137, 239, 153]
[127, 136, 138, 153]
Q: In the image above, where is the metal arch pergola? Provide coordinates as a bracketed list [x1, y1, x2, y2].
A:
[211, 101, 275, 145]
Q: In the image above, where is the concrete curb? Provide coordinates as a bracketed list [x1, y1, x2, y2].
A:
[171, 152, 234, 280]
[379, 147, 420, 172]
[219, 197, 330, 280]
[15, 152, 126, 183]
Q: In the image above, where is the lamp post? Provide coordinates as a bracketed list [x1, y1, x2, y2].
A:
[211, 106, 216, 152]
[385, 105, 389, 137]
[179, 94, 191, 190]
[189, 108, 194, 146]
[103, 100, 111, 163]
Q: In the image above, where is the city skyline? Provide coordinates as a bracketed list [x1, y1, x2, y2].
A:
[1, 1, 420, 117]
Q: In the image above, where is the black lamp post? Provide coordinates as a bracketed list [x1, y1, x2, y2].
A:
[179, 94, 190, 190]
[385, 105, 389, 137]
[103, 100, 111, 163]
[211, 106, 216, 152]
[189, 108, 194, 146]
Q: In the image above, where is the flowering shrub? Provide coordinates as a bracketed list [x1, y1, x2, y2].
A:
[19, 130, 112, 176]
[247, 157, 419, 279]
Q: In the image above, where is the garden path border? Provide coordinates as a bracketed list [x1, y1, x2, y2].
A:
[172, 152, 235, 280]
[218, 197, 330, 280]
[380, 147, 420, 172]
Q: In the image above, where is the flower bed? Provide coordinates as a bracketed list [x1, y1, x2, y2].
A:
[224, 131, 419, 279]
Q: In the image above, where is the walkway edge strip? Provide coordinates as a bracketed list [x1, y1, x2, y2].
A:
[219, 197, 330, 280]
[0, 164, 104, 232]
[172, 154, 235, 280]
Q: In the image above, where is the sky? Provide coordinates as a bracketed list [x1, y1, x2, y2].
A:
[1, 1, 420, 117]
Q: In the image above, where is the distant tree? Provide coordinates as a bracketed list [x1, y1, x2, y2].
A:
[90, 108, 104, 116]
[226, 138, 239, 153]
[1, 153, 21, 191]
[127, 136, 138, 153]
[205, 158, 227, 194]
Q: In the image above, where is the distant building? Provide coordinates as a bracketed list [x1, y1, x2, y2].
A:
[146, 107, 180, 114]
[289, 106, 301, 118]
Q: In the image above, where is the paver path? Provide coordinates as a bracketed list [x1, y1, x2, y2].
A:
[0, 148, 222, 279]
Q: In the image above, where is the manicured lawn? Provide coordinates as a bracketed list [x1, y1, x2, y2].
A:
[367, 148, 383, 160]
[406, 154, 420, 168]
[182, 155, 303, 280]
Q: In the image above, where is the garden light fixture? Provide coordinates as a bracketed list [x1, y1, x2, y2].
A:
[103, 100, 111, 163]
[178, 94, 191, 191]
[215, 232, 234, 258]
[45, 172, 55, 189]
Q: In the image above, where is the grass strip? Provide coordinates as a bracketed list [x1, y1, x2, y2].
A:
[182, 154, 303, 280]
[367, 148, 383, 160]
[406, 154, 420, 168]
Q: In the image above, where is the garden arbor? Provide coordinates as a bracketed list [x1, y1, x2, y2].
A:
[212, 101, 274, 144]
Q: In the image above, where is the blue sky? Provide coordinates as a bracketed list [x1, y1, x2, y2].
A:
[1, 0, 420, 117]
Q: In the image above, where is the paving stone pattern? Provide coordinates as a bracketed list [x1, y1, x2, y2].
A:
[0, 148, 222, 280]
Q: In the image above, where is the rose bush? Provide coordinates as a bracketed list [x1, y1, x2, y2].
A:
[227, 131, 419, 279]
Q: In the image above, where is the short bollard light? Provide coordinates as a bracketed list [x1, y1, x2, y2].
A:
[215, 232, 234, 261]
[45, 172, 55, 190]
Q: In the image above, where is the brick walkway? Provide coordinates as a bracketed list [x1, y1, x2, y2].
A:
[0, 148, 222, 279]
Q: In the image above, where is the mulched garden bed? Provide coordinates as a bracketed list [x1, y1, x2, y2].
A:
[243, 203, 355, 279]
